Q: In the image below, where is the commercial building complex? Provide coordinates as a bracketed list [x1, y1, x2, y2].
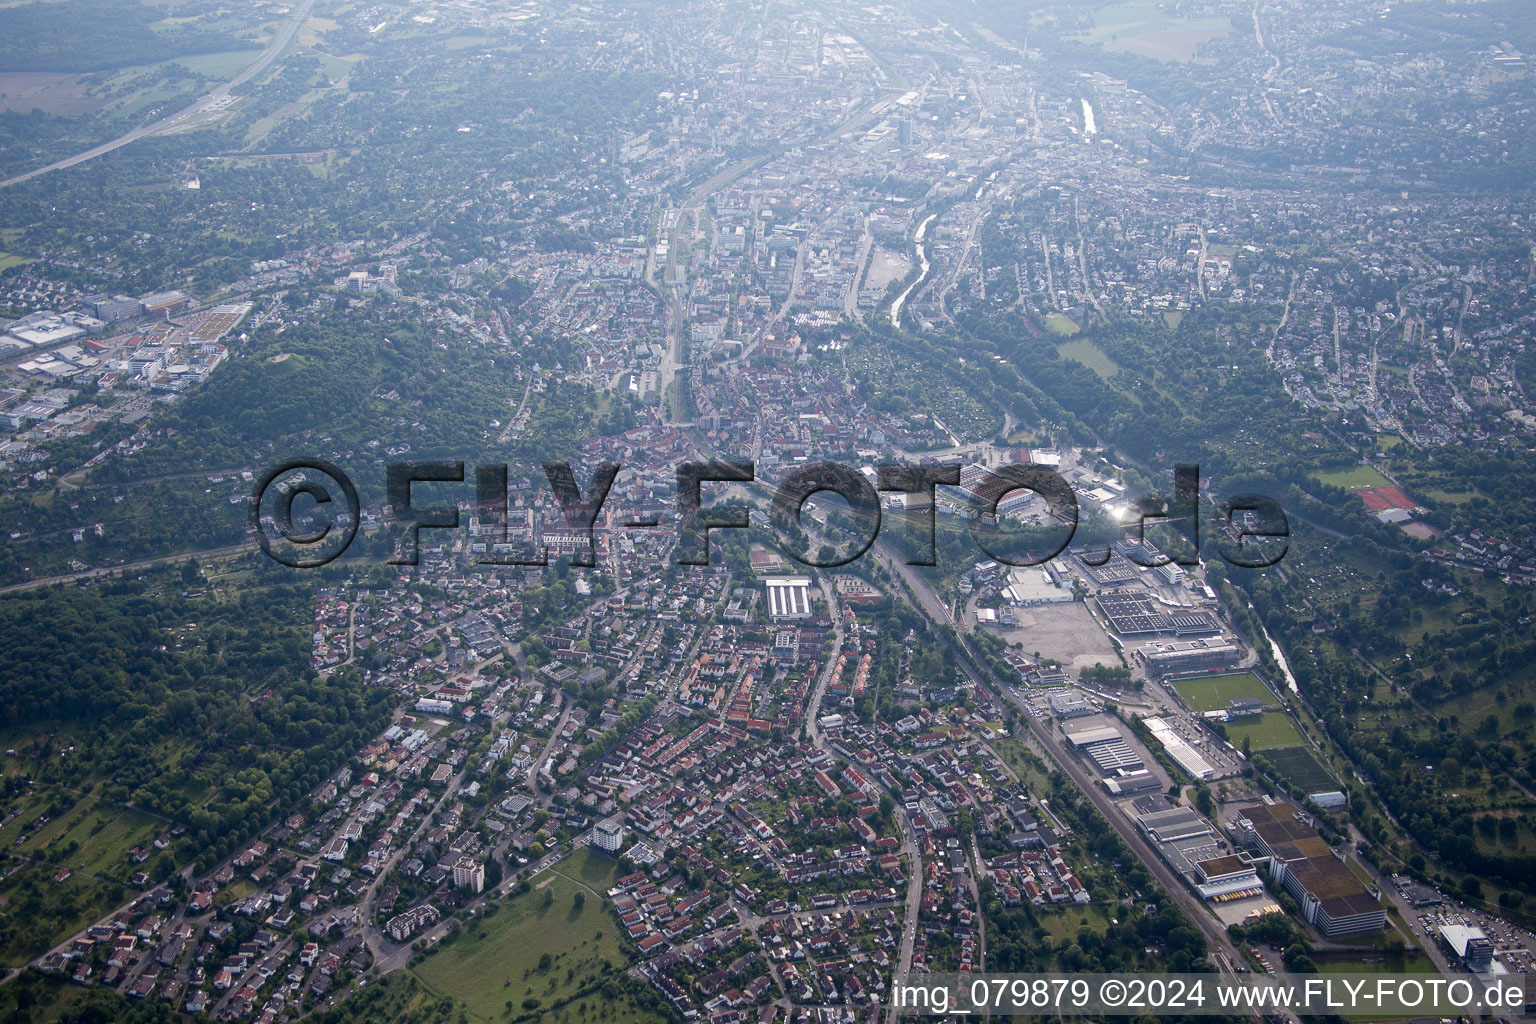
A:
[1232, 803, 1384, 936]
[1439, 924, 1495, 973]
[1135, 806, 1263, 902]
[1143, 716, 1215, 781]
[1065, 724, 1144, 774]
[1135, 638, 1242, 677]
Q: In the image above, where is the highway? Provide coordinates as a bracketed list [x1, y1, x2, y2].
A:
[0, 0, 318, 189]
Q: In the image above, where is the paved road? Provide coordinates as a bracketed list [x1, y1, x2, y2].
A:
[798, 579, 930, 1024]
[360, 764, 473, 972]
[864, 536, 1259, 1009]
[0, 0, 318, 188]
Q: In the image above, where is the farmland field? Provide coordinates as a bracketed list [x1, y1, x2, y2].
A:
[171, 48, 262, 78]
[1070, 0, 1232, 62]
[0, 73, 105, 115]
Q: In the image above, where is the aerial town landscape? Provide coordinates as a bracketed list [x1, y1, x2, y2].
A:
[1, 0, 1535, 1021]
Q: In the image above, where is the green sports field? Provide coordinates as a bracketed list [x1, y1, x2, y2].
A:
[1259, 745, 1338, 794]
[1044, 312, 1079, 335]
[1170, 671, 1274, 711]
[1057, 337, 1120, 379]
[1314, 464, 1393, 489]
[1223, 712, 1305, 751]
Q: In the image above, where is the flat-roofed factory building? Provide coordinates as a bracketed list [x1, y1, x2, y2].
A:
[764, 576, 813, 621]
[1144, 716, 1216, 780]
[1135, 806, 1263, 900]
[1233, 803, 1384, 936]
[1065, 724, 1144, 774]
[1136, 638, 1242, 678]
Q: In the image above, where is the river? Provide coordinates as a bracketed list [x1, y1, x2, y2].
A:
[1253, 608, 1300, 695]
[890, 212, 937, 328]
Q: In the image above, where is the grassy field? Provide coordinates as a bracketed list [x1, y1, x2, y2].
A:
[298, 15, 341, 47]
[0, 866, 116, 966]
[1438, 680, 1536, 743]
[1314, 464, 1393, 489]
[315, 53, 356, 80]
[1039, 902, 1113, 940]
[412, 848, 664, 1023]
[1223, 712, 1305, 752]
[0, 793, 161, 878]
[0, 786, 166, 965]
[243, 87, 332, 145]
[989, 735, 1053, 796]
[1071, 0, 1231, 61]
[171, 49, 261, 77]
[1421, 486, 1479, 505]
[0, 789, 153, 863]
[0, 73, 104, 115]
[116, 81, 198, 118]
[1057, 337, 1120, 379]
[1171, 671, 1274, 711]
[1315, 952, 1437, 1021]
[1044, 313, 1080, 335]
[1316, 953, 1434, 974]
[0, 973, 127, 1019]
[0, 252, 33, 273]
[1162, 310, 1184, 329]
[327, 971, 467, 1022]
[445, 34, 497, 49]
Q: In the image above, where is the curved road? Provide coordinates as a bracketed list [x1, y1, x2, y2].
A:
[0, 0, 317, 189]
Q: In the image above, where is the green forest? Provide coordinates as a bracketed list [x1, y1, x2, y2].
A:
[0, 567, 393, 961]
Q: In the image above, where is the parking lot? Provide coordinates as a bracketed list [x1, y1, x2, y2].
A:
[1397, 876, 1536, 973]
[989, 601, 1122, 674]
